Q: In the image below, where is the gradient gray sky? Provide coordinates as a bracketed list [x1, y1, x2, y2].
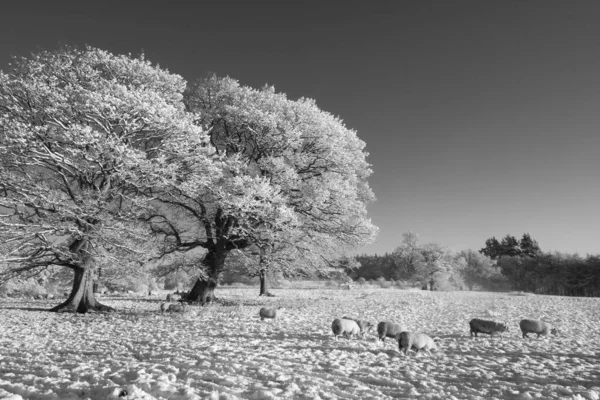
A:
[1, 1, 598, 256]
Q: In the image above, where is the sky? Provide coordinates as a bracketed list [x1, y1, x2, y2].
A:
[1, 1, 599, 256]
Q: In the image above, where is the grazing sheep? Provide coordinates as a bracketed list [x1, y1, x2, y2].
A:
[166, 303, 185, 313]
[331, 318, 361, 340]
[519, 319, 557, 339]
[342, 316, 374, 338]
[397, 331, 437, 356]
[377, 321, 407, 341]
[166, 293, 182, 302]
[159, 303, 169, 312]
[469, 318, 509, 337]
[259, 307, 282, 321]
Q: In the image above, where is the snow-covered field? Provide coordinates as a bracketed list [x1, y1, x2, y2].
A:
[0, 288, 599, 400]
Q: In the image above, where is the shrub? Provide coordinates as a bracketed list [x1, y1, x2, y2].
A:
[106, 273, 159, 294]
[378, 280, 392, 289]
[164, 270, 194, 290]
[0, 280, 47, 298]
[357, 277, 366, 285]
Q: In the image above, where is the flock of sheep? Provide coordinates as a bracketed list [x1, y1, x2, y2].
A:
[160, 296, 558, 357]
[329, 316, 558, 356]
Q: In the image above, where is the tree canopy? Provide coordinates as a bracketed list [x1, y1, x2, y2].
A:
[147, 75, 378, 302]
[0, 46, 206, 311]
[479, 233, 541, 260]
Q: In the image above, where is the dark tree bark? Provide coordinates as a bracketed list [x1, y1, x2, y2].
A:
[50, 266, 114, 313]
[187, 244, 229, 305]
[259, 269, 274, 297]
[188, 275, 218, 305]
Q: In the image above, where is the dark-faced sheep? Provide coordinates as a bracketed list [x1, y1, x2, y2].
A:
[519, 319, 557, 339]
[332, 318, 361, 340]
[397, 331, 437, 356]
[159, 303, 169, 312]
[377, 321, 407, 341]
[342, 316, 374, 338]
[469, 318, 509, 337]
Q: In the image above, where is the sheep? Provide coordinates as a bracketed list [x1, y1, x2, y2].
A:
[341, 316, 374, 338]
[377, 321, 407, 341]
[519, 319, 557, 339]
[397, 331, 437, 356]
[159, 302, 169, 312]
[331, 318, 361, 340]
[166, 303, 185, 313]
[166, 293, 182, 302]
[469, 318, 509, 337]
[259, 306, 283, 321]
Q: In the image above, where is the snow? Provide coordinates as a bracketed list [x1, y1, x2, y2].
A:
[0, 289, 599, 399]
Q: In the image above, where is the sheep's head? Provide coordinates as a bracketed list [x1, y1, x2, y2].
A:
[362, 321, 374, 334]
[550, 327, 558, 335]
[430, 339, 438, 351]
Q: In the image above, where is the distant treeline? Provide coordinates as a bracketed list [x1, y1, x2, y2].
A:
[481, 234, 600, 297]
[353, 252, 412, 281]
[351, 233, 600, 297]
[496, 254, 600, 297]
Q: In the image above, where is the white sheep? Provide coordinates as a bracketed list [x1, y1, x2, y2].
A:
[519, 319, 557, 339]
[259, 306, 283, 321]
[166, 303, 185, 313]
[166, 293, 182, 302]
[332, 318, 361, 340]
[397, 331, 437, 356]
[342, 316, 374, 338]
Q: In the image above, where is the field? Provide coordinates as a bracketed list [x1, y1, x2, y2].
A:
[0, 288, 599, 400]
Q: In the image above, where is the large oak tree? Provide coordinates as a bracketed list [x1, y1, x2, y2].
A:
[148, 76, 378, 303]
[0, 46, 206, 312]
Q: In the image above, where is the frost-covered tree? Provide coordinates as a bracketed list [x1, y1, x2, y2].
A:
[0, 46, 206, 312]
[456, 249, 496, 290]
[393, 231, 425, 281]
[148, 76, 378, 303]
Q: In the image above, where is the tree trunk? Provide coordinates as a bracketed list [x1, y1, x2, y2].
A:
[187, 247, 229, 305]
[188, 275, 218, 305]
[259, 269, 274, 297]
[50, 266, 114, 313]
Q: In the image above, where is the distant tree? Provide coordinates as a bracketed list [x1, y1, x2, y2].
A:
[480, 233, 540, 260]
[417, 243, 444, 289]
[500, 235, 521, 257]
[417, 242, 459, 290]
[148, 76, 377, 303]
[393, 232, 425, 281]
[456, 249, 496, 290]
[519, 233, 541, 258]
[0, 46, 203, 312]
[479, 237, 502, 260]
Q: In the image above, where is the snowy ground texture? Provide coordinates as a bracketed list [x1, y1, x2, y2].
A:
[1, 289, 599, 400]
